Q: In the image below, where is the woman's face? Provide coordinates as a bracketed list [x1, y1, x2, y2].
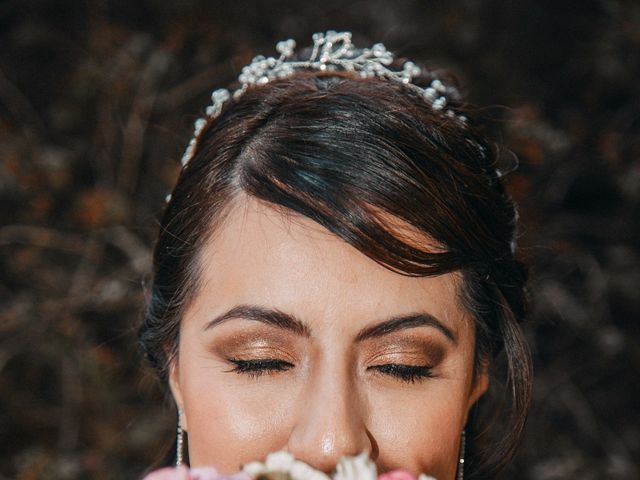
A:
[170, 198, 488, 480]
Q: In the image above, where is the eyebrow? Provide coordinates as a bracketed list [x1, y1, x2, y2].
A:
[203, 304, 457, 344]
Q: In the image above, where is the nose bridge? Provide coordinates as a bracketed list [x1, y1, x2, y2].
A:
[286, 355, 372, 473]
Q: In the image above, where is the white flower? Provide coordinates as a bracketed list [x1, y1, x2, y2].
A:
[241, 461, 266, 477]
[290, 460, 331, 480]
[334, 451, 377, 480]
[265, 451, 296, 472]
[418, 474, 437, 480]
[239, 449, 438, 480]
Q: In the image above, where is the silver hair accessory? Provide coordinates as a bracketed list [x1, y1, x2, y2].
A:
[176, 408, 185, 467]
[457, 429, 466, 480]
[179, 30, 467, 169]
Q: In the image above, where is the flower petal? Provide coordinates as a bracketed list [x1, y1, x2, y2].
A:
[190, 466, 219, 480]
[265, 450, 296, 471]
[142, 466, 190, 480]
[334, 451, 377, 480]
[378, 470, 417, 480]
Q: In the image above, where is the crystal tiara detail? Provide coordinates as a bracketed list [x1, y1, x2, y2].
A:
[179, 30, 467, 168]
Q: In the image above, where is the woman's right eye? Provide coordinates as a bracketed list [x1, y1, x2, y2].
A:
[225, 358, 294, 378]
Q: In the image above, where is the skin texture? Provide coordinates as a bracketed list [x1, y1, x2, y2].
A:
[170, 197, 488, 480]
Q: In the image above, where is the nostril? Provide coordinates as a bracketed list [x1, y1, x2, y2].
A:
[285, 422, 376, 474]
[366, 428, 379, 462]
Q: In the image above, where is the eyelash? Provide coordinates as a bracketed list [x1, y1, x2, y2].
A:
[225, 358, 434, 383]
[226, 358, 294, 378]
[372, 363, 435, 383]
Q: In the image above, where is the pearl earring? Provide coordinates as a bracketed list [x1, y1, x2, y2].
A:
[176, 408, 185, 466]
[457, 429, 466, 480]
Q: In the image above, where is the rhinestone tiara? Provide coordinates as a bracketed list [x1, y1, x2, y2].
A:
[179, 30, 467, 168]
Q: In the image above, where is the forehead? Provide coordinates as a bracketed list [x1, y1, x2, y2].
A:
[193, 196, 464, 327]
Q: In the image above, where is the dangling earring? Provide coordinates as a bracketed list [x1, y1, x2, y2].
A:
[456, 429, 466, 480]
[176, 408, 185, 467]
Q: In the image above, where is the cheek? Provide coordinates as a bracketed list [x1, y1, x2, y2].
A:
[180, 357, 301, 471]
[367, 382, 466, 476]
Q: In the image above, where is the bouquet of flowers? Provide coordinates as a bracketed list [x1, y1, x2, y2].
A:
[142, 450, 436, 480]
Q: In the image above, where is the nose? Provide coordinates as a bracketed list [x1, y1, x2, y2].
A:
[285, 365, 375, 474]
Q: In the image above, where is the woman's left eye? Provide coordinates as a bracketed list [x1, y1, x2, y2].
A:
[370, 364, 435, 383]
[225, 358, 294, 379]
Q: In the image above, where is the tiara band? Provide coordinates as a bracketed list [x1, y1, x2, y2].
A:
[179, 30, 467, 168]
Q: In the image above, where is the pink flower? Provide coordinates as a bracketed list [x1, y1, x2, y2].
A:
[142, 466, 190, 480]
[142, 466, 222, 480]
[377, 470, 418, 480]
[189, 467, 223, 480]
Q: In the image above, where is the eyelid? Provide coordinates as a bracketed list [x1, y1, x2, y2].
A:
[369, 363, 435, 383]
[214, 339, 298, 363]
[368, 351, 429, 362]
[364, 340, 446, 366]
[225, 357, 294, 378]
[366, 350, 438, 368]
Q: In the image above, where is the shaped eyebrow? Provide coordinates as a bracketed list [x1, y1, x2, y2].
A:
[204, 305, 311, 336]
[203, 304, 456, 344]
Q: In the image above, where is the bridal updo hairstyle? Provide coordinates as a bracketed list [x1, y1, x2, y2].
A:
[139, 53, 532, 480]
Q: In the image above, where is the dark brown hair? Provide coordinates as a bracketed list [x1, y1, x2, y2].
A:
[139, 64, 532, 479]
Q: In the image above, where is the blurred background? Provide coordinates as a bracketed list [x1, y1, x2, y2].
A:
[1, 1, 639, 478]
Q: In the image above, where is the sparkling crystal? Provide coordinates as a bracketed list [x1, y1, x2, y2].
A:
[431, 79, 446, 93]
[177, 30, 468, 172]
[432, 96, 446, 110]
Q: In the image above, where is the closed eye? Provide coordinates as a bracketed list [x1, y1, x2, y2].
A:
[225, 358, 434, 384]
[369, 364, 435, 383]
[225, 358, 293, 378]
